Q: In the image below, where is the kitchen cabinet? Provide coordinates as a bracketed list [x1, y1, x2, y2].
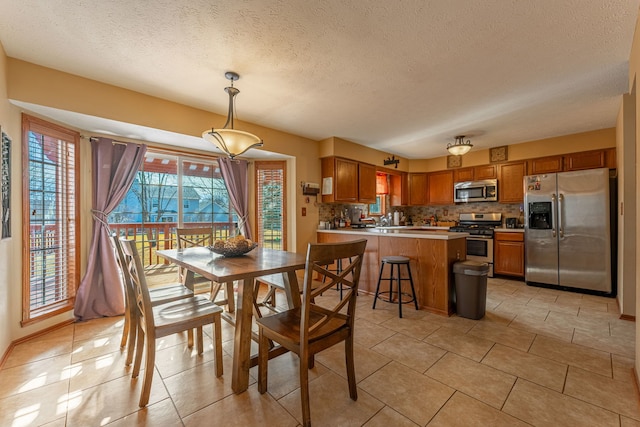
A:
[453, 165, 496, 182]
[408, 173, 428, 206]
[428, 170, 454, 205]
[494, 232, 524, 277]
[528, 155, 563, 174]
[474, 165, 497, 180]
[564, 149, 609, 171]
[454, 168, 474, 182]
[321, 157, 376, 203]
[358, 162, 377, 203]
[389, 172, 408, 206]
[498, 161, 527, 203]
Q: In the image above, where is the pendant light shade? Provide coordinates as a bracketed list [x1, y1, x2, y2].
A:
[447, 135, 473, 156]
[202, 71, 263, 159]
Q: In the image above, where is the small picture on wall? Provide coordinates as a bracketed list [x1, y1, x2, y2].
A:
[490, 145, 508, 163]
[447, 155, 462, 169]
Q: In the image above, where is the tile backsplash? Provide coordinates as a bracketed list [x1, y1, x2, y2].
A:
[319, 200, 524, 226]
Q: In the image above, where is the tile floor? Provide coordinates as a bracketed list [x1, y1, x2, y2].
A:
[0, 277, 639, 426]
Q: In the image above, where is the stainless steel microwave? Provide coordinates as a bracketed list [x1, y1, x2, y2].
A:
[454, 179, 498, 203]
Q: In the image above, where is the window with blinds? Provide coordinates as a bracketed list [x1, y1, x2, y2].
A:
[22, 115, 80, 325]
[255, 161, 286, 250]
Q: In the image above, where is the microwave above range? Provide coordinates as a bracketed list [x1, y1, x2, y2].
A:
[454, 179, 498, 203]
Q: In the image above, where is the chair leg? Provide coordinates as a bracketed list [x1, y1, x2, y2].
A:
[196, 326, 204, 355]
[345, 335, 358, 401]
[299, 353, 311, 427]
[139, 330, 155, 407]
[120, 311, 130, 348]
[187, 329, 194, 348]
[213, 315, 223, 377]
[372, 262, 385, 309]
[132, 323, 145, 378]
[396, 264, 403, 318]
[257, 328, 269, 394]
[406, 263, 419, 310]
[125, 315, 137, 366]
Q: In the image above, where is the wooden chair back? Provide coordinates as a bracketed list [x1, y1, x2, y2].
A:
[110, 235, 137, 363]
[300, 239, 367, 344]
[176, 227, 214, 249]
[256, 238, 367, 426]
[119, 237, 156, 338]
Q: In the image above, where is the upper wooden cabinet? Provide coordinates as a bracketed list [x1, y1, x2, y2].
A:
[453, 167, 474, 182]
[498, 161, 527, 203]
[321, 157, 375, 203]
[564, 148, 615, 171]
[389, 172, 408, 206]
[453, 165, 496, 182]
[527, 155, 563, 175]
[428, 170, 454, 205]
[358, 162, 377, 203]
[474, 165, 497, 180]
[408, 173, 428, 206]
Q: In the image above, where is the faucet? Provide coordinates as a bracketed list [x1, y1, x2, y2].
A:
[379, 216, 389, 227]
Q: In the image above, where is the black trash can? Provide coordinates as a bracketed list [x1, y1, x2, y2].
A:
[453, 260, 489, 319]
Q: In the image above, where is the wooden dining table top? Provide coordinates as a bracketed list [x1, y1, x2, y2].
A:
[156, 246, 307, 283]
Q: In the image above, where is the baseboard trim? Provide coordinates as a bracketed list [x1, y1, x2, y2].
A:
[620, 314, 636, 322]
[0, 319, 75, 370]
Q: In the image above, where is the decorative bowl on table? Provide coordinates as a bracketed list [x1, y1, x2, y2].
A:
[208, 236, 258, 257]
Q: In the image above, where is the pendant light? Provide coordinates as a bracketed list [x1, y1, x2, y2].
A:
[202, 71, 263, 159]
[447, 135, 473, 156]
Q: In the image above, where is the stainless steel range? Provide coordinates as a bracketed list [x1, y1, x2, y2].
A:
[450, 213, 502, 277]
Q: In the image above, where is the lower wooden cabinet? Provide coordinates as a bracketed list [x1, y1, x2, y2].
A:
[494, 232, 524, 277]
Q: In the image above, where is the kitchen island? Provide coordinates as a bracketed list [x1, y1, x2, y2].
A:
[317, 228, 468, 316]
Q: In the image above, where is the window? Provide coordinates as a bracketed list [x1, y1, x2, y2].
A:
[109, 151, 236, 268]
[255, 161, 286, 250]
[22, 115, 80, 325]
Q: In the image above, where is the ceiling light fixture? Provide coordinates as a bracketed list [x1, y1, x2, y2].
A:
[447, 135, 473, 156]
[202, 71, 263, 159]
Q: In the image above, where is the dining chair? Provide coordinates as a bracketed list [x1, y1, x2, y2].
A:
[110, 235, 194, 367]
[256, 239, 367, 427]
[119, 237, 224, 407]
[176, 227, 235, 312]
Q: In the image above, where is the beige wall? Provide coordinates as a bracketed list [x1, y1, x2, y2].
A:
[627, 5, 640, 388]
[410, 128, 616, 172]
[6, 59, 321, 255]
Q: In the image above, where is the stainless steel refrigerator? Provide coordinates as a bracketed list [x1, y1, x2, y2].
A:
[524, 168, 612, 294]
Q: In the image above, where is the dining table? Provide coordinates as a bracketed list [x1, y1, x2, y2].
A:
[156, 246, 306, 394]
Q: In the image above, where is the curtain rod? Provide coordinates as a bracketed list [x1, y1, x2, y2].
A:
[80, 135, 130, 145]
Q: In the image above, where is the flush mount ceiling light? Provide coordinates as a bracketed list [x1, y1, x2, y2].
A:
[202, 71, 263, 159]
[447, 135, 473, 156]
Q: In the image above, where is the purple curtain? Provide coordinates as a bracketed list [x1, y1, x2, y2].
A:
[218, 157, 253, 240]
[74, 138, 147, 320]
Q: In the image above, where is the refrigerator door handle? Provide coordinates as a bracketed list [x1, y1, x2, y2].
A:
[551, 193, 557, 237]
[558, 193, 564, 238]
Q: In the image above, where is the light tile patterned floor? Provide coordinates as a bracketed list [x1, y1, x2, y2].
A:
[1, 277, 638, 426]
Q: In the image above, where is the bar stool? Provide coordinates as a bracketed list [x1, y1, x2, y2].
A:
[372, 256, 418, 318]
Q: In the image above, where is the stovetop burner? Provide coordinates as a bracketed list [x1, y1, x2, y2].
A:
[449, 212, 502, 237]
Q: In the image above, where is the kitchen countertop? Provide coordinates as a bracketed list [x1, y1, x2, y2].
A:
[317, 227, 469, 240]
[495, 228, 525, 233]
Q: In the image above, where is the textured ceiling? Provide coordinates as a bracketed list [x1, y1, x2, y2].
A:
[0, 1, 638, 158]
